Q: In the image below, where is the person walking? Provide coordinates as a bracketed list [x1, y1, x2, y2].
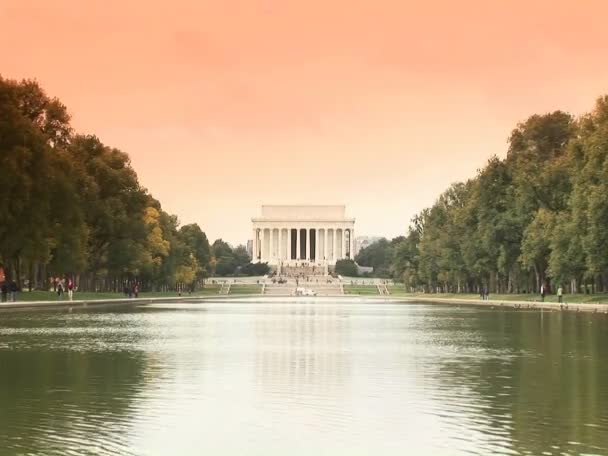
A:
[557, 285, 563, 303]
[57, 280, 64, 300]
[9, 280, 18, 302]
[540, 284, 545, 302]
[67, 278, 74, 301]
[1, 282, 8, 303]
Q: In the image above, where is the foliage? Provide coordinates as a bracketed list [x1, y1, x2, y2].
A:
[391, 100, 608, 294]
[0, 76, 212, 292]
[355, 236, 405, 277]
[210, 239, 267, 276]
[335, 259, 358, 277]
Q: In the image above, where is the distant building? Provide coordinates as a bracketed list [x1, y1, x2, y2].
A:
[251, 205, 355, 266]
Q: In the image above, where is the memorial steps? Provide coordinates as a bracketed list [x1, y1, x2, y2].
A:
[263, 284, 294, 296]
[264, 280, 344, 296]
[279, 265, 326, 277]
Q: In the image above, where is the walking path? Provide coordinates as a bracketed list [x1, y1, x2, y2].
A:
[395, 295, 608, 314]
[2, 293, 608, 314]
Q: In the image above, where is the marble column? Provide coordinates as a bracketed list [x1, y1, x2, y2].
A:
[269, 228, 273, 261]
[296, 228, 301, 260]
[333, 228, 337, 262]
[256, 228, 260, 261]
[259, 229, 265, 262]
[270, 228, 274, 260]
[278, 228, 283, 260]
[350, 228, 355, 260]
[284, 227, 288, 260]
[306, 228, 310, 260]
[287, 228, 292, 261]
[315, 228, 320, 263]
[324, 228, 328, 261]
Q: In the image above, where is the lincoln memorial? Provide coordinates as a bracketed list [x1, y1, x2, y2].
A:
[251, 205, 355, 267]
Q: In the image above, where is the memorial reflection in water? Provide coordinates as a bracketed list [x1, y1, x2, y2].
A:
[0, 302, 607, 456]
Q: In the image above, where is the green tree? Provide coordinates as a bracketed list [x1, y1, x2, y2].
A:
[335, 259, 357, 277]
[179, 224, 211, 279]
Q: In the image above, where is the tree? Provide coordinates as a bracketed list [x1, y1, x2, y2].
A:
[335, 259, 357, 277]
[0, 77, 82, 287]
[179, 224, 211, 279]
[0, 76, 214, 293]
[390, 100, 607, 294]
[355, 236, 406, 278]
[520, 209, 556, 290]
[241, 262, 270, 276]
[211, 239, 236, 276]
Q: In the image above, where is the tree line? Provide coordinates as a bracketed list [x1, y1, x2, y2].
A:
[357, 97, 608, 294]
[0, 76, 265, 292]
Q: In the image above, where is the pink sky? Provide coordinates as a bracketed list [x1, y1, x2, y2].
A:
[2, 0, 608, 244]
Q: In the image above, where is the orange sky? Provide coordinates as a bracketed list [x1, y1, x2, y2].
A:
[2, 0, 608, 244]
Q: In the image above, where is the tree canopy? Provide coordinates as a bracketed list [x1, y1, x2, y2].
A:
[210, 240, 267, 276]
[355, 237, 405, 277]
[0, 76, 217, 291]
[335, 259, 358, 277]
[390, 100, 608, 294]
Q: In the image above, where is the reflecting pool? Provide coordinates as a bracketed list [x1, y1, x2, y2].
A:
[1, 299, 607, 455]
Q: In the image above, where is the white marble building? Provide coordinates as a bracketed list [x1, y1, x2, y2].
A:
[251, 205, 355, 266]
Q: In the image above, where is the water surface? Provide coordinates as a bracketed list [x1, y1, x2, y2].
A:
[1, 299, 607, 455]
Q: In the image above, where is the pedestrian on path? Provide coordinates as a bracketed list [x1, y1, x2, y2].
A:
[540, 284, 545, 302]
[1, 282, 8, 302]
[67, 278, 74, 301]
[9, 280, 18, 302]
[557, 285, 563, 303]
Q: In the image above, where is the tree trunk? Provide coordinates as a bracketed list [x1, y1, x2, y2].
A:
[28, 261, 33, 292]
[570, 278, 576, 294]
[533, 265, 540, 294]
[15, 258, 22, 289]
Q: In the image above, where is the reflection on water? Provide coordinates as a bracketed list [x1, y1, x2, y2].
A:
[255, 304, 351, 396]
[0, 301, 607, 455]
[0, 312, 150, 456]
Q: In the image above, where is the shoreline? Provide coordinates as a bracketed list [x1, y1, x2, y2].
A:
[394, 295, 608, 314]
[1, 294, 608, 314]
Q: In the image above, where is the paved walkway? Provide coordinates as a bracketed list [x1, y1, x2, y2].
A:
[2, 294, 607, 314]
[395, 295, 608, 314]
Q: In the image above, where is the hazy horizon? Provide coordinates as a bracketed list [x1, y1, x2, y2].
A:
[3, 0, 608, 244]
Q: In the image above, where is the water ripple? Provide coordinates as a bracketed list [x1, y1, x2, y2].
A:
[1, 301, 607, 455]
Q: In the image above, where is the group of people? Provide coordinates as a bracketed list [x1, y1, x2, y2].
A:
[479, 286, 490, 300]
[55, 277, 75, 300]
[123, 283, 140, 298]
[479, 283, 564, 303]
[0, 280, 19, 302]
[540, 284, 564, 303]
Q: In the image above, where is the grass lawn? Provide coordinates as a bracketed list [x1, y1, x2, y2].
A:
[344, 285, 379, 295]
[386, 286, 608, 304]
[229, 285, 262, 295]
[8, 286, 606, 304]
[7, 286, 222, 302]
